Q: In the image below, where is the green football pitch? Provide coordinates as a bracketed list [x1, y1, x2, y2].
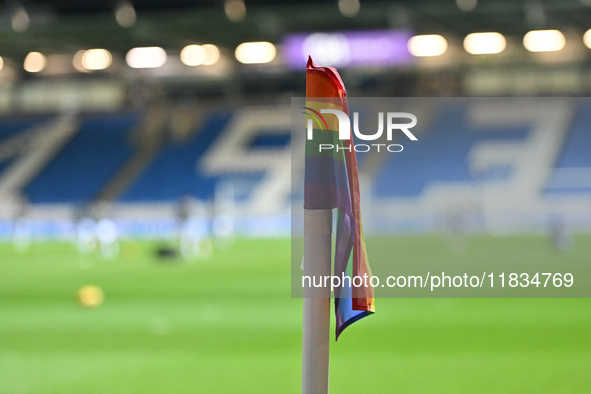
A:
[1, 236, 590, 393]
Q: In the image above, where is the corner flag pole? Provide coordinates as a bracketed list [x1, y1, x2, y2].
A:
[302, 209, 332, 394]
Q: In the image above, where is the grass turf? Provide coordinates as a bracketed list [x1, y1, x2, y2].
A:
[0, 236, 590, 393]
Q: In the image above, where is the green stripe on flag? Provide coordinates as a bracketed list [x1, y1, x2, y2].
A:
[305, 128, 347, 161]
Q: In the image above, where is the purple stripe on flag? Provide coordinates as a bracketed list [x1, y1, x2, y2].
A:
[304, 184, 352, 211]
[334, 209, 354, 297]
[304, 156, 349, 188]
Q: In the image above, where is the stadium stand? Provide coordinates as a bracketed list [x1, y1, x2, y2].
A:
[373, 103, 529, 198]
[0, 99, 588, 237]
[24, 113, 138, 203]
[0, 116, 51, 176]
[118, 111, 233, 202]
[1, 101, 588, 208]
[545, 101, 591, 195]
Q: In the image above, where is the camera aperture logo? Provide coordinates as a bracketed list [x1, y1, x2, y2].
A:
[304, 107, 417, 152]
[302, 106, 328, 131]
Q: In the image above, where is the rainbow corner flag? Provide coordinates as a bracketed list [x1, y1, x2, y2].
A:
[304, 56, 375, 340]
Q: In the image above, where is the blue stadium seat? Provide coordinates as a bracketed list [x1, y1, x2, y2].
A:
[373, 104, 529, 198]
[119, 112, 245, 202]
[24, 113, 138, 203]
[545, 102, 591, 195]
[0, 116, 50, 176]
[554, 102, 591, 168]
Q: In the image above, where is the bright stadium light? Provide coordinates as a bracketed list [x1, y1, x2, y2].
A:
[523, 30, 565, 52]
[181, 44, 220, 66]
[408, 34, 448, 57]
[126, 47, 167, 69]
[73, 50, 86, 72]
[235, 42, 276, 64]
[464, 32, 506, 55]
[225, 0, 246, 22]
[11, 5, 29, 32]
[456, 0, 477, 12]
[584, 29, 591, 49]
[202, 44, 220, 65]
[338, 0, 360, 18]
[81, 49, 112, 70]
[115, 1, 136, 28]
[24, 52, 46, 73]
[181, 45, 206, 66]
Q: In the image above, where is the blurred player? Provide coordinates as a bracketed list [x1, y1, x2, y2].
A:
[91, 200, 120, 259]
[469, 159, 489, 234]
[443, 205, 466, 252]
[213, 182, 235, 250]
[550, 214, 572, 252]
[12, 195, 31, 253]
[96, 218, 119, 259]
[178, 195, 212, 260]
[76, 216, 97, 254]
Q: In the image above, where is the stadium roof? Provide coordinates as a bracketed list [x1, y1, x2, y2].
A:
[2, 0, 591, 57]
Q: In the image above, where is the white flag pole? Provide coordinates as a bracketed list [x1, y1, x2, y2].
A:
[302, 209, 332, 394]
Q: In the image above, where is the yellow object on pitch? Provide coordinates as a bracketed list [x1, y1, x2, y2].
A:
[76, 285, 104, 308]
